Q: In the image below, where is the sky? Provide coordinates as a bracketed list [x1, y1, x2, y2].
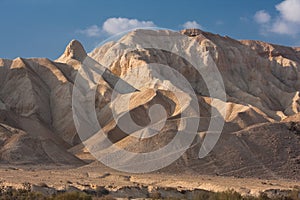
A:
[0, 0, 299, 59]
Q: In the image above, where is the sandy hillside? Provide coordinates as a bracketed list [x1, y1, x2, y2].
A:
[0, 29, 299, 181]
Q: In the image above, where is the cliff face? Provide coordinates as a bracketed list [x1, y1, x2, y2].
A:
[0, 29, 299, 178]
[90, 29, 300, 122]
[0, 60, 79, 165]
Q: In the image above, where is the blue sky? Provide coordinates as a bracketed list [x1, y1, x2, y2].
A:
[0, 0, 299, 59]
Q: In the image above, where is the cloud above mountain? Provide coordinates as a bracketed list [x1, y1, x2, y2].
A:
[254, 0, 300, 36]
[102, 17, 156, 35]
[182, 21, 202, 29]
[78, 17, 156, 37]
[77, 25, 102, 37]
[271, 0, 300, 35]
[254, 10, 271, 24]
[276, 0, 300, 24]
[78, 18, 205, 38]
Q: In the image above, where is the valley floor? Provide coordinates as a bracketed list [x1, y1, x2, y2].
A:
[0, 163, 299, 199]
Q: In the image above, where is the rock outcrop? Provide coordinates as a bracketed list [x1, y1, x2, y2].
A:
[0, 29, 299, 179]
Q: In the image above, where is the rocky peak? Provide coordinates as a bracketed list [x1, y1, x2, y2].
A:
[56, 40, 87, 62]
[180, 29, 203, 37]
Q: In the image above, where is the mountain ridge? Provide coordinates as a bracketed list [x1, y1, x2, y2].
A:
[0, 29, 299, 179]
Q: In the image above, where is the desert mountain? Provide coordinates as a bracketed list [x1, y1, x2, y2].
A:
[0, 29, 299, 179]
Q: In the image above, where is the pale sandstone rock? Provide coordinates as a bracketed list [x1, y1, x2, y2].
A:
[0, 29, 299, 178]
[56, 39, 87, 63]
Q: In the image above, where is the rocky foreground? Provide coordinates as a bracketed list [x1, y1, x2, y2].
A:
[0, 164, 299, 199]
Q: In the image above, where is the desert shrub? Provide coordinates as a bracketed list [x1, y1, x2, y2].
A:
[191, 189, 300, 200]
[191, 189, 213, 200]
[51, 191, 92, 200]
[211, 189, 242, 200]
[191, 189, 244, 200]
[288, 122, 300, 135]
[0, 188, 47, 200]
[150, 191, 162, 199]
[287, 190, 300, 200]
[0, 187, 298, 200]
[22, 182, 31, 191]
[0, 188, 92, 200]
[93, 195, 116, 200]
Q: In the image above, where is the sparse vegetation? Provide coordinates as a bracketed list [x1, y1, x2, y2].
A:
[0, 187, 299, 200]
[190, 189, 300, 200]
[150, 191, 162, 199]
[288, 122, 300, 136]
[0, 188, 92, 200]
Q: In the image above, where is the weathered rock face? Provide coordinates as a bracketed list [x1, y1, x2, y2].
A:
[0, 29, 299, 178]
[57, 39, 87, 63]
[0, 57, 76, 145]
[0, 121, 82, 165]
[88, 29, 300, 178]
[90, 29, 300, 123]
[183, 30, 300, 120]
[0, 42, 87, 164]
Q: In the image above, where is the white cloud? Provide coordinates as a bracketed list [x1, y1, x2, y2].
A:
[254, 10, 271, 24]
[77, 17, 156, 37]
[102, 17, 156, 35]
[276, 0, 300, 23]
[271, 0, 300, 35]
[271, 18, 300, 35]
[254, 0, 300, 36]
[77, 25, 101, 37]
[182, 21, 202, 29]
